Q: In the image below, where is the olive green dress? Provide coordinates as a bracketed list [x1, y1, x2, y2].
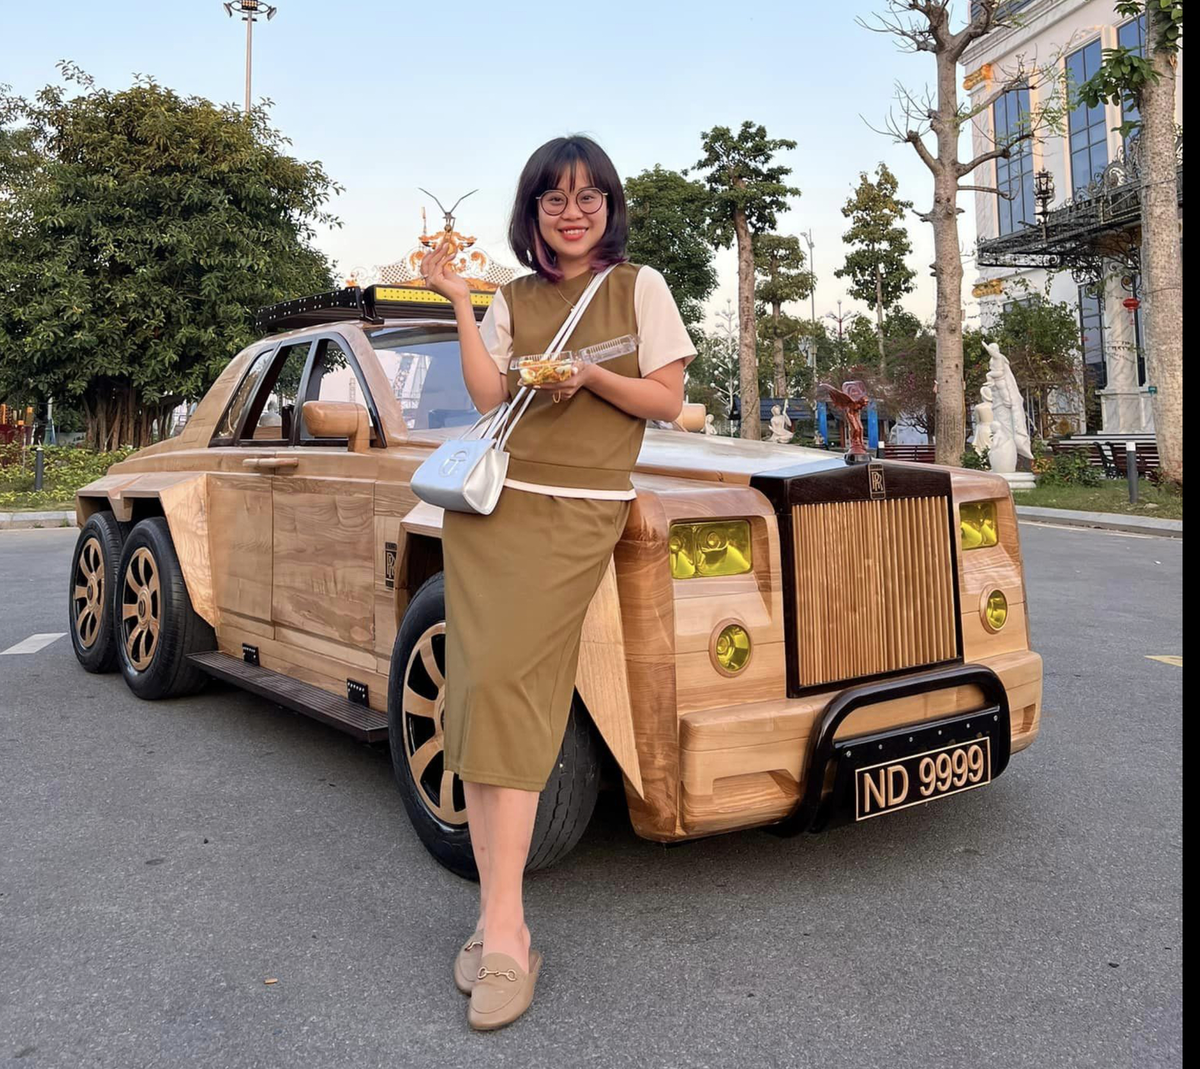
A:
[441, 262, 692, 791]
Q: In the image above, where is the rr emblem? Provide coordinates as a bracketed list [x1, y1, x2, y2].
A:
[868, 463, 886, 499]
[439, 449, 469, 477]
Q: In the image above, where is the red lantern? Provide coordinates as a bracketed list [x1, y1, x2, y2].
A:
[1123, 297, 1140, 313]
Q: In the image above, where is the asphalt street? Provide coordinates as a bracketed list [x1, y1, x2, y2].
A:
[0, 522, 1182, 1069]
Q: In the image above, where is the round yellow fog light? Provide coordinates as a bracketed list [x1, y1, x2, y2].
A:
[711, 621, 752, 676]
[981, 589, 1008, 633]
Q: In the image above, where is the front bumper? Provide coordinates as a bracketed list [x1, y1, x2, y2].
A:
[676, 648, 1042, 838]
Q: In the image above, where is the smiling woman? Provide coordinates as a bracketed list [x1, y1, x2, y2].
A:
[415, 133, 697, 1030]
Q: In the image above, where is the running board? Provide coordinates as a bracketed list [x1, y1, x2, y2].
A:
[188, 651, 389, 743]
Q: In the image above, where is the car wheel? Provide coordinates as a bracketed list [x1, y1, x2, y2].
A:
[68, 512, 130, 673]
[115, 517, 215, 699]
[387, 572, 604, 880]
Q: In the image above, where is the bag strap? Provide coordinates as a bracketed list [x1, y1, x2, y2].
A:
[491, 264, 617, 454]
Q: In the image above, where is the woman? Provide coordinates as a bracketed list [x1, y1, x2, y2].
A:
[419, 134, 695, 1030]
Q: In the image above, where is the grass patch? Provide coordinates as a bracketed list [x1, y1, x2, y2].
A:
[1017, 479, 1182, 520]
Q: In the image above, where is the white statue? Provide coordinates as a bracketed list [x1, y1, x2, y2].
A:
[703, 413, 717, 436]
[981, 341, 1032, 473]
[767, 402, 793, 443]
[972, 392, 995, 457]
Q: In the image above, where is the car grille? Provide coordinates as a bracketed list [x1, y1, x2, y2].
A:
[790, 495, 958, 688]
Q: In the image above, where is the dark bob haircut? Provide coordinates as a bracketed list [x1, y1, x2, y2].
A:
[508, 135, 628, 283]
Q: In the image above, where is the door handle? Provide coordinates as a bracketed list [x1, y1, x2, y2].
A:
[242, 457, 300, 472]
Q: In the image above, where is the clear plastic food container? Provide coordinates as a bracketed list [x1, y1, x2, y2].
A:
[510, 334, 640, 386]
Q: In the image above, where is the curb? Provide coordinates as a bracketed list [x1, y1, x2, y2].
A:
[1016, 505, 1182, 538]
[0, 509, 76, 531]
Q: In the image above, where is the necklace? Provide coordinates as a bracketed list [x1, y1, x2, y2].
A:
[552, 270, 595, 310]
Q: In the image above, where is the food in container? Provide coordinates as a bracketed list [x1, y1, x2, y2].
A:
[515, 355, 576, 386]
[510, 335, 641, 387]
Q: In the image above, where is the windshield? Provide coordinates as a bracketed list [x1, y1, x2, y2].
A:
[368, 328, 479, 430]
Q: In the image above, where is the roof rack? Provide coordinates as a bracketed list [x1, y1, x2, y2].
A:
[255, 284, 492, 333]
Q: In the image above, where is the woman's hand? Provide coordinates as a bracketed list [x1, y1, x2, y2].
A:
[531, 361, 593, 402]
[419, 239, 471, 304]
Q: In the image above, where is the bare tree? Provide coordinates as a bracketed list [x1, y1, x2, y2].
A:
[860, 1, 1063, 464]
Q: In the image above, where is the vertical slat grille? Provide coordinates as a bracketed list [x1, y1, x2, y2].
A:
[792, 495, 957, 688]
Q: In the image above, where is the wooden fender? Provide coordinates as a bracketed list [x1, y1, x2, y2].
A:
[77, 472, 217, 628]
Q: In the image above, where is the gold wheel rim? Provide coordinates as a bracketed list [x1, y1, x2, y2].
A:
[401, 622, 466, 826]
[72, 536, 105, 649]
[120, 547, 161, 671]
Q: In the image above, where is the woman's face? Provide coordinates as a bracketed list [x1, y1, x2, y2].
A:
[537, 164, 608, 267]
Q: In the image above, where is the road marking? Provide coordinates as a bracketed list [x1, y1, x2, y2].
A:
[1146, 655, 1182, 668]
[1, 632, 68, 656]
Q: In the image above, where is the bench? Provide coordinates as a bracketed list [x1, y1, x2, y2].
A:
[881, 444, 935, 463]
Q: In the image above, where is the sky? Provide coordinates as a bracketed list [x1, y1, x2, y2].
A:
[0, 0, 985, 332]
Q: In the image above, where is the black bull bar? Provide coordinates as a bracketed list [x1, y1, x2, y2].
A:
[765, 664, 1012, 837]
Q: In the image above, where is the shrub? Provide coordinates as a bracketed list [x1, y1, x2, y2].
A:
[960, 447, 989, 471]
[0, 444, 133, 508]
[1036, 447, 1102, 488]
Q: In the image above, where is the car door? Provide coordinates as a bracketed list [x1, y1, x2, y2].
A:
[206, 340, 312, 645]
[269, 334, 380, 677]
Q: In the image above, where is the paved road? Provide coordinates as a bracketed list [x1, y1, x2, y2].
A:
[0, 523, 1182, 1069]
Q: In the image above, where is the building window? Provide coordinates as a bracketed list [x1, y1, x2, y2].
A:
[1078, 284, 1106, 391]
[1066, 40, 1110, 193]
[993, 86, 1035, 236]
[1117, 16, 1147, 154]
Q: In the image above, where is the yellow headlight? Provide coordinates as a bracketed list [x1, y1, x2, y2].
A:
[712, 622, 752, 675]
[669, 520, 752, 580]
[983, 589, 1008, 632]
[960, 501, 999, 550]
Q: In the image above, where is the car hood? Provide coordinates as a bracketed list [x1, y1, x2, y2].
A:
[406, 425, 846, 486]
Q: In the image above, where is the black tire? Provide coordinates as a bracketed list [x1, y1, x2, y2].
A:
[68, 512, 130, 673]
[387, 572, 604, 880]
[114, 517, 215, 700]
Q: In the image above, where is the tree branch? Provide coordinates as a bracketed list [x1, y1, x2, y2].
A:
[958, 129, 1033, 176]
[905, 129, 939, 174]
[959, 184, 1011, 197]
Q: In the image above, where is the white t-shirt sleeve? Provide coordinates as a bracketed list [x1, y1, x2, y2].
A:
[634, 267, 697, 377]
[479, 288, 513, 374]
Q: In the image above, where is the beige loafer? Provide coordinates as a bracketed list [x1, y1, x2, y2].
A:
[467, 949, 542, 1031]
[453, 930, 485, 995]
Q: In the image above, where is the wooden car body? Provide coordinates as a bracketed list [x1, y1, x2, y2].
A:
[76, 314, 1042, 843]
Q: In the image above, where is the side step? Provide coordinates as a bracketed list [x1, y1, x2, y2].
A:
[188, 651, 388, 743]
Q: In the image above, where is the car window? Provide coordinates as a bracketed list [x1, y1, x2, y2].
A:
[213, 348, 275, 441]
[368, 329, 477, 430]
[239, 342, 310, 444]
[300, 337, 377, 442]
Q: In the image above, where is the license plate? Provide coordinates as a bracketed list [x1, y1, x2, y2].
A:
[854, 737, 992, 821]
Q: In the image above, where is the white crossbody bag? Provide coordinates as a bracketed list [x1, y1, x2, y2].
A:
[410, 265, 616, 515]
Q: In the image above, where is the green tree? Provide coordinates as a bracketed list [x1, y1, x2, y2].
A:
[834, 163, 916, 371]
[693, 122, 800, 440]
[0, 66, 339, 449]
[624, 165, 717, 331]
[1076, 0, 1183, 486]
[754, 234, 814, 398]
[989, 294, 1083, 440]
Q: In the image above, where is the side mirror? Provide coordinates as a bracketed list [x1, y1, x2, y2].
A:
[302, 401, 372, 454]
[672, 403, 707, 432]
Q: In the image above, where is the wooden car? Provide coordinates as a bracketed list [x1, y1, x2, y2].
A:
[70, 284, 1043, 877]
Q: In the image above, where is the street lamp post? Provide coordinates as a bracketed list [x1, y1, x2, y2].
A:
[801, 229, 816, 367]
[223, 1, 278, 116]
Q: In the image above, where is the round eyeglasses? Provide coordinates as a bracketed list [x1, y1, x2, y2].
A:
[536, 187, 607, 216]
